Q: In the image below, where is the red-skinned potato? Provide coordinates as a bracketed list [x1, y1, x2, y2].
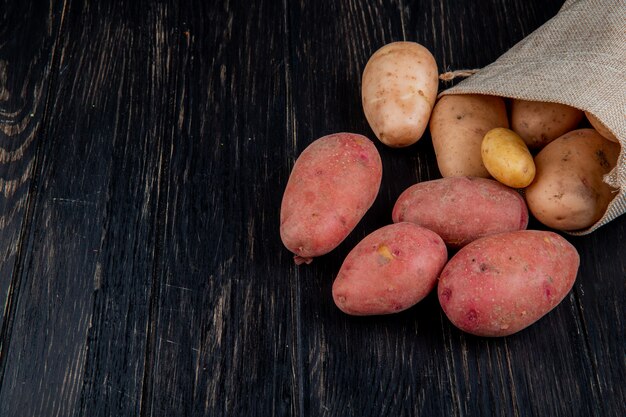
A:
[280, 133, 382, 264]
[332, 222, 447, 316]
[438, 230, 580, 337]
[392, 177, 528, 248]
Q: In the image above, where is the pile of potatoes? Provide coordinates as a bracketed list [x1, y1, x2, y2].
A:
[280, 41, 621, 337]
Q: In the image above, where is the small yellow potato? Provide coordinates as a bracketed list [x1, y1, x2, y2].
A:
[481, 128, 536, 188]
[511, 99, 583, 149]
[430, 94, 509, 178]
[361, 42, 439, 147]
[525, 129, 621, 231]
[585, 111, 619, 143]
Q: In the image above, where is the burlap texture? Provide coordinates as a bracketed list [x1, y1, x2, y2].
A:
[440, 0, 626, 234]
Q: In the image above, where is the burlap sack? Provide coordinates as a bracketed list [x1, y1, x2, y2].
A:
[440, 0, 625, 235]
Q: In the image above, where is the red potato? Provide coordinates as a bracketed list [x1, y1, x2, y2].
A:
[392, 177, 528, 248]
[280, 133, 382, 264]
[438, 230, 579, 337]
[332, 222, 447, 316]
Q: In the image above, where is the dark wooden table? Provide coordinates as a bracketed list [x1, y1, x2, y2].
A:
[0, 0, 624, 416]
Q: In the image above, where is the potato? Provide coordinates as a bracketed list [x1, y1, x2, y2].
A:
[430, 94, 509, 178]
[392, 177, 528, 248]
[511, 99, 583, 149]
[438, 230, 580, 337]
[585, 111, 619, 143]
[525, 129, 620, 231]
[361, 42, 439, 147]
[481, 128, 536, 188]
[280, 133, 382, 264]
[332, 222, 447, 315]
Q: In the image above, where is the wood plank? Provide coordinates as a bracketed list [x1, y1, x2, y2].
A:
[568, 219, 626, 417]
[405, 0, 564, 73]
[0, 1, 168, 415]
[143, 1, 298, 416]
[401, 2, 622, 417]
[0, 1, 622, 416]
[0, 0, 63, 344]
[286, 1, 456, 416]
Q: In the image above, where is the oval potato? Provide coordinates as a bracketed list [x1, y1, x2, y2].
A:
[362, 42, 439, 147]
[585, 111, 619, 143]
[392, 176, 528, 248]
[280, 133, 382, 264]
[430, 94, 509, 178]
[438, 230, 580, 337]
[511, 99, 583, 149]
[525, 129, 620, 231]
[481, 127, 536, 188]
[332, 222, 447, 315]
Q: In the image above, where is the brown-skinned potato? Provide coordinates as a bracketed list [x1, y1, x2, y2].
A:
[525, 128, 620, 231]
[430, 94, 509, 178]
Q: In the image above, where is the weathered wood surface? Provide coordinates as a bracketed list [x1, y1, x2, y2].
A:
[0, 0, 623, 416]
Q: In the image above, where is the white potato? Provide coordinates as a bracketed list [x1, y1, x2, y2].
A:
[362, 42, 439, 147]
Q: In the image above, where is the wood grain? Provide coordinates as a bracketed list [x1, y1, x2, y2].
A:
[287, 1, 456, 416]
[0, 0, 64, 352]
[143, 1, 298, 416]
[569, 222, 626, 416]
[399, 2, 619, 417]
[0, 1, 623, 416]
[70, 2, 177, 415]
[0, 1, 163, 415]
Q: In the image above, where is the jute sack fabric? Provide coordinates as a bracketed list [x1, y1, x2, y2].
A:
[440, 0, 626, 235]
